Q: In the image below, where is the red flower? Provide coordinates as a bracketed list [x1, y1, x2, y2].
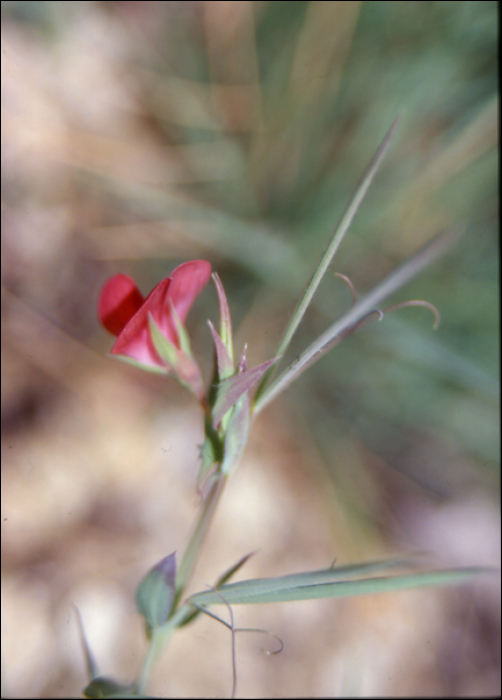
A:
[98, 260, 212, 373]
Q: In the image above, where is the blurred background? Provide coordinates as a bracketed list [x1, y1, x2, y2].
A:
[1, 1, 499, 697]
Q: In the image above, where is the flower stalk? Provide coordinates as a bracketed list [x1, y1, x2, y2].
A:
[174, 473, 227, 604]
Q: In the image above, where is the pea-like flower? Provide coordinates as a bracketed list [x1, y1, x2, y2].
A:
[98, 260, 212, 398]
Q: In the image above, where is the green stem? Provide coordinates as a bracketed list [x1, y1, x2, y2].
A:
[136, 606, 193, 694]
[136, 627, 173, 694]
[136, 469, 228, 693]
[135, 472, 226, 694]
[175, 473, 227, 601]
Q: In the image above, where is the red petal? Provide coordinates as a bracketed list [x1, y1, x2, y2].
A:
[154, 260, 212, 342]
[98, 274, 145, 336]
[110, 309, 162, 367]
[109, 260, 212, 369]
[166, 260, 212, 321]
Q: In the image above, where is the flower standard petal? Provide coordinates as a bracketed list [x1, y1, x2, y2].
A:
[156, 260, 213, 343]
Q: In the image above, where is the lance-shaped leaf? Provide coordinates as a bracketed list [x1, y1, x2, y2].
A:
[212, 357, 279, 427]
[187, 565, 488, 607]
[254, 227, 461, 414]
[179, 552, 255, 628]
[190, 558, 412, 605]
[200, 556, 416, 597]
[254, 118, 399, 404]
[136, 553, 177, 631]
[215, 552, 256, 588]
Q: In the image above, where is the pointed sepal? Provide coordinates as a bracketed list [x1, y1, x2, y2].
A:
[197, 419, 224, 484]
[107, 354, 169, 375]
[208, 320, 234, 381]
[221, 391, 251, 475]
[148, 316, 205, 400]
[212, 272, 234, 365]
[212, 357, 279, 428]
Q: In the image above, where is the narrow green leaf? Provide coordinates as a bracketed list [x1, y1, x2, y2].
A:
[254, 226, 461, 414]
[179, 552, 256, 628]
[215, 552, 256, 588]
[188, 566, 487, 606]
[254, 117, 400, 404]
[184, 556, 415, 626]
[191, 556, 415, 597]
[190, 560, 410, 603]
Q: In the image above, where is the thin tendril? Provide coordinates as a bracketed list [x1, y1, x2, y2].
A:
[230, 627, 284, 655]
[349, 308, 385, 329]
[380, 300, 440, 328]
[192, 590, 237, 699]
[334, 272, 357, 307]
[318, 298, 439, 358]
[192, 586, 285, 697]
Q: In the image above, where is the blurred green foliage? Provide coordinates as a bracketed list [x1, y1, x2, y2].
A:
[2, 0, 498, 486]
[1, 3, 498, 696]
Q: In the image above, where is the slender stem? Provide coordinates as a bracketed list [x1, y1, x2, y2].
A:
[175, 473, 227, 600]
[254, 117, 400, 405]
[136, 626, 175, 694]
[136, 474, 227, 693]
[136, 606, 193, 693]
[254, 227, 460, 415]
